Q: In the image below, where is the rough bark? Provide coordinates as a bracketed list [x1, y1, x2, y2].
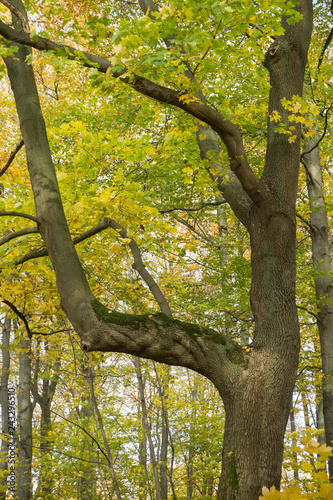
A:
[0, 0, 313, 498]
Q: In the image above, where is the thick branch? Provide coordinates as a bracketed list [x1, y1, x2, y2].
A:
[0, 20, 261, 203]
[83, 301, 245, 397]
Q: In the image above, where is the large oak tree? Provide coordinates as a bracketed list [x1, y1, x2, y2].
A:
[0, 0, 315, 498]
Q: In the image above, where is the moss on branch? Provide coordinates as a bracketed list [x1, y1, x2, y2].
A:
[91, 299, 228, 345]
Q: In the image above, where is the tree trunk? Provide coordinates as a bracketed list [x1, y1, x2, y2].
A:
[134, 358, 161, 500]
[289, 404, 299, 481]
[17, 335, 32, 500]
[32, 348, 60, 499]
[0, 318, 11, 499]
[302, 135, 333, 477]
[86, 360, 123, 500]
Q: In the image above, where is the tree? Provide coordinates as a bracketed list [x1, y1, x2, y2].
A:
[0, 0, 315, 498]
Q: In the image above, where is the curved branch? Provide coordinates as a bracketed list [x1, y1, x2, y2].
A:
[0, 210, 39, 222]
[1, 299, 68, 337]
[300, 107, 331, 165]
[0, 0, 29, 33]
[83, 300, 245, 397]
[0, 226, 38, 246]
[296, 305, 319, 321]
[28, 388, 111, 465]
[0, 138, 24, 177]
[12, 219, 112, 266]
[1, 299, 32, 338]
[296, 212, 313, 230]
[0, 20, 261, 203]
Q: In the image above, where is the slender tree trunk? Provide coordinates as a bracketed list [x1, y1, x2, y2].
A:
[0, 318, 11, 498]
[17, 335, 32, 500]
[86, 360, 123, 500]
[289, 404, 299, 481]
[187, 372, 198, 500]
[302, 136, 333, 477]
[32, 349, 60, 499]
[154, 365, 169, 500]
[316, 384, 325, 447]
[134, 358, 161, 500]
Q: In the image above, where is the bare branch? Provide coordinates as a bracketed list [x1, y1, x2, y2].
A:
[0, 138, 24, 177]
[296, 212, 313, 230]
[296, 305, 319, 321]
[106, 218, 173, 317]
[0, 226, 38, 246]
[159, 200, 227, 214]
[1, 299, 32, 338]
[297, 364, 322, 378]
[28, 388, 110, 464]
[318, 26, 333, 70]
[0, 210, 40, 223]
[300, 107, 331, 166]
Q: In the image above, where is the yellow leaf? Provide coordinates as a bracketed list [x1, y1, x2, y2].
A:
[259, 486, 281, 499]
[198, 134, 206, 141]
[270, 111, 281, 123]
[292, 102, 302, 113]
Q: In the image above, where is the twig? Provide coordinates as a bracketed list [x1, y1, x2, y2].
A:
[296, 212, 313, 230]
[28, 388, 110, 464]
[318, 26, 333, 70]
[1, 299, 32, 338]
[192, 19, 223, 77]
[297, 365, 322, 378]
[300, 107, 331, 164]
[296, 305, 319, 321]
[0, 227, 38, 246]
[1, 299, 70, 337]
[159, 199, 226, 214]
[0, 139, 24, 177]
